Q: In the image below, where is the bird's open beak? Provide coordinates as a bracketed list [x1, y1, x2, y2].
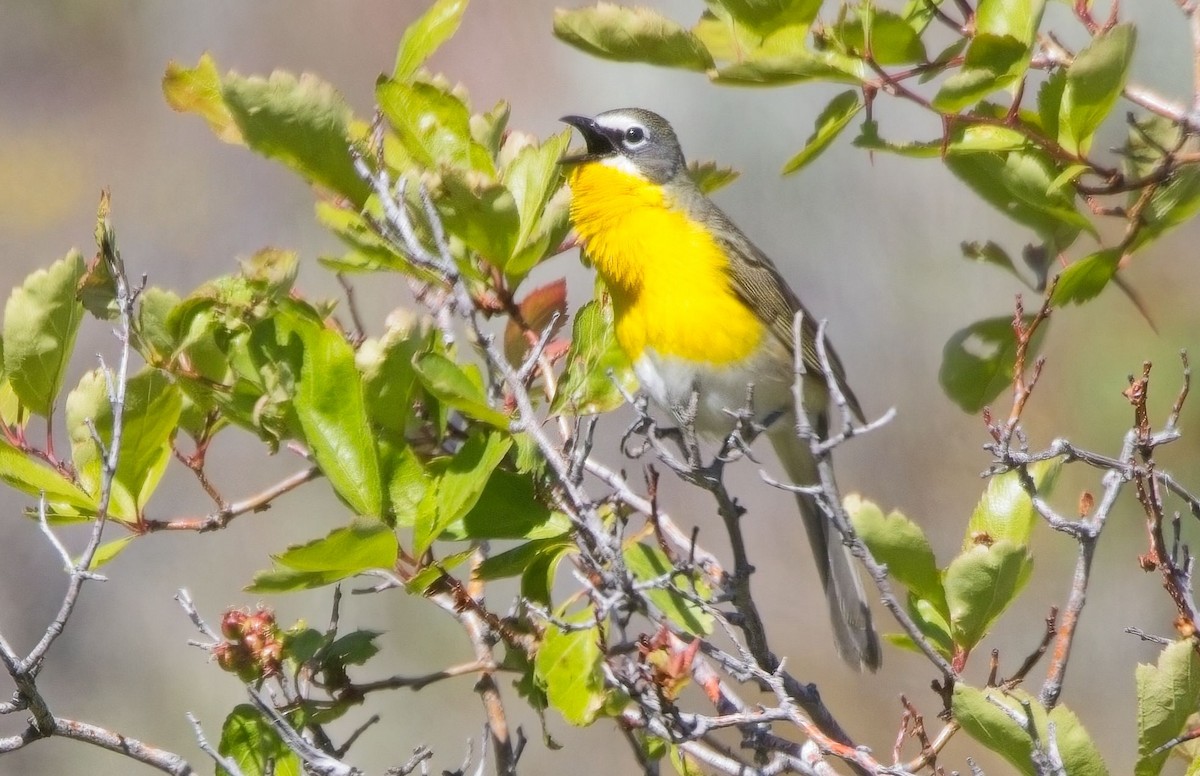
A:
[559, 115, 616, 165]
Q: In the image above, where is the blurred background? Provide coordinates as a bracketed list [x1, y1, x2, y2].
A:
[1, 1, 1198, 774]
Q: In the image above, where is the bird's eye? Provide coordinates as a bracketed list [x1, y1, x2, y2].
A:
[624, 126, 646, 144]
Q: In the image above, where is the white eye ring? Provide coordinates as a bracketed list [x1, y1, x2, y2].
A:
[623, 125, 647, 147]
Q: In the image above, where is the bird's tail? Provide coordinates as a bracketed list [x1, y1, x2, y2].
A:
[770, 425, 881, 672]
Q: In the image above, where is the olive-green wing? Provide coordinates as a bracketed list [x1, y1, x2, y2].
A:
[703, 203, 866, 422]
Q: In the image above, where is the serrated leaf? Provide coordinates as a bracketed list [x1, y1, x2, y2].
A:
[135, 287, 181, 365]
[1059, 24, 1135, 155]
[66, 367, 182, 520]
[501, 130, 571, 260]
[217, 704, 302, 776]
[709, 0, 822, 33]
[834, 9, 927, 65]
[326, 629, 383, 667]
[274, 518, 398, 574]
[394, 0, 469, 80]
[932, 33, 1031, 113]
[415, 431, 511, 553]
[954, 685, 1108, 776]
[413, 351, 510, 428]
[553, 297, 635, 415]
[625, 543, 713, 637]
[845, 494, 946, 616]
[965, 459, 1060, 549]
[162, 54, 242, 144]
[782, 90, 862, 174]
[945, 145, 1092, 245]
[249, 520, 398, 593]
[939, 315, 1046, 413]
[1051, 249, 1120, 307]
[1136, 639, 1200, 776]
[535, 611, 607, 726]
[436, 168, 520, 264]
[292, 320, 383, 518]
[455, 470, 569, 540]
[554, 4, 714, 71]
[712, 49, 866, 85]
[944, 540, 1031, 650]
[3, 252, 86, 417]
[475, 536, 573, 605]
[221, 70, 370, 206]
[358, 312, 434, 436]
[687, 160, 740, 194]
[377, 79, 495, 175]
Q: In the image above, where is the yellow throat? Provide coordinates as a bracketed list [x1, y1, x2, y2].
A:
[567, 161, 765, 367]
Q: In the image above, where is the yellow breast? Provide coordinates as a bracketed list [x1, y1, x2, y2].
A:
[566, 162, 765, 366]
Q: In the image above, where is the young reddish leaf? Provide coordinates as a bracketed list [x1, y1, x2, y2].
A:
[504, 279, 568, 366]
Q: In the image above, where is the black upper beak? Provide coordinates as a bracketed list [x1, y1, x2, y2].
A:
[559, 115, 616, 164]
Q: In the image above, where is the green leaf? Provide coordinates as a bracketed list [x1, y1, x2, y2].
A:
[687, 160, 740, 194]
[66, 368, 182, 520]
[1037, 68, 1066, 140]
[394, 0, 469, 80]
[279, 519, 398, 574]
[625, 543, 713, 636]
[845, 494, 946, 616]
[3, 252, 86, 417]
[712, 49, 866, 85]
[553, 297, 636, 415]
[413, 351, 510, 428]
[293, 320, 383, 518]
[1051, 249, 1120, 306]
[457, 470, 569, 540]
[436, 168, 521, 264]
[500, 130, 571, 263]
[965, 459, 1060, 549]
[1136, 639, 1200, 776]
[975, 0, 1044, 42]
[932, 34, 1031, 113]
[0, 438, 95, 513]
[376, 79, 494, 175]
[954, 685, 1108, 776]
[535, 611, 607, 726]
[1059, 24, 1135, 155]
[84, 534, 136, 570]
[382, 442, 429, 527]
[248, 519, 398, 593]
[907, 594, 954, 656]
[553, 4, 714, 71]
[833, 10, 927, 65]
[135, 287, 181, 365]
[221, 70, 370, 206]
[853, 121, 942, 157]
[415, 431, 512, 553]
[782, 90, 862, 174]
[943, 539, 1031, 650]
[475, 537, 574, 606]
[961, 240, 1022, 282]
[939, 315, 1046, 413]
[326, 629, 383, 667]
[708, 0, 822, 33]
[358, 311, 434, 435]
[162, 54, 242, 144]
[945, 144, 1092, 245]
[217, 704, 302, 776]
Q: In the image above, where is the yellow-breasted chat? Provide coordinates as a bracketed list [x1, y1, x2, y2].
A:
[559, 108, 881, 671]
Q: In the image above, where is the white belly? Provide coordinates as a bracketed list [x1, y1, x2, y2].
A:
[633, 346, 806, 437]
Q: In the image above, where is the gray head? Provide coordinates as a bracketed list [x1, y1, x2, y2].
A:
[559, 108, 687, 185]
